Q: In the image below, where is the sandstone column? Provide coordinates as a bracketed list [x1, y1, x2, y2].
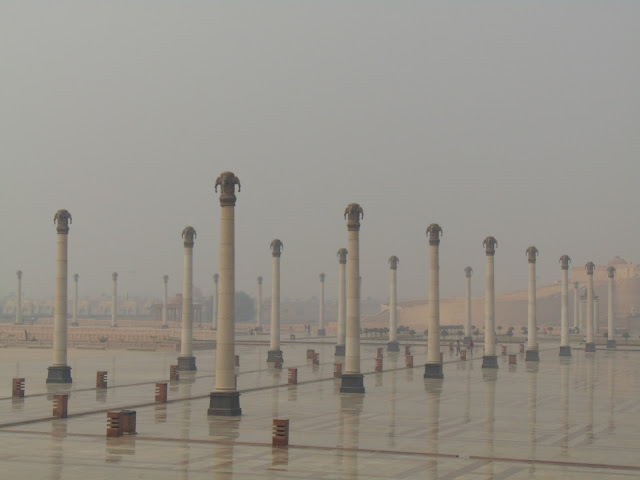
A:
[267, 239, 283, 362]
[256, 276, 263, 332]
[335, 248, 348, 356]
[425, 224, 444, 379]
[579, 293, 586, 333]
[340, 203, 365, 393]
[212, 273, 219, 330]
[47, 209, 72, 383]
[16, 270, 23, 325]
[525, 246, 539, 362]
[464, 266, 473, 345]
[178, 226, 197, 371]
[72, 273, 79, 326]
[482, 236, 498, 369]
[585, 262, 596, 352]
[111, 272, 118, 328]
[573, 282, 579, 331]
[558, 255, 572, 356]
[607, 266, 616, 348]
[318, 273, 326, 336]
[208, 171, 242, 416]
[594, 296, 600, 334]
[387, 256, 400, 352]
[162, 275, 169, 329]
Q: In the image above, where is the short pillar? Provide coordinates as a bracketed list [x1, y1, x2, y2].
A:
[377, 347, 383, 358]
[405, 345, 411, 356]
[287, 368, 297, 384]
[334, 363, 342, 378]
[312, 353, 320, 365]
[53, 394, 68, 418]
[272, 419, 290, 447]
[96, 371, 108, 388]
[155, 382, 168, 403]
[107, 411, 122, 437]
[12, 378, 25, 398]
[509, 354, 517, 365]
[501, 345, 507, 356]
[406, 355, 413, 367]
[306, 349, 315, 359]
[460, 350, 467, 360]
[375, 357, 383, 372]
[170, 365, 179, 381]
[121, 410, 137, 435]
[519, 344, 525, 353]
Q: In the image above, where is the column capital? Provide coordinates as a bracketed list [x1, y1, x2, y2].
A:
[182, 226, 197, 247]
[319, 273, 326, 282]
[215, 171, 241, 206]
[464, 266, 473, 278]
[337, 248, 348, 264]
[585, 261, 595, 275]
[526, 246, 538, 264]
[559, 254, 571, 270]
[73, 273, 79, 282]
[388, 255, 399, 270]
[54, 209, 72, 234]
[426, 224, 443, 246]
[607, 266, 616, 278]
[483, 236, 498, 256]
[163, 274, 169, 284]
[112, 272, 118, 282]
[257, 276, 263, 285]
[213, 273, 219, 284]
[270, 239, 283, 257]
[344, 203, 363, 231]
[16, 270, 22, 280]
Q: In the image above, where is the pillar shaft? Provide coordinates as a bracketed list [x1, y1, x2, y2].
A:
[485, 254, 496, 356]
[579, 298, 585, 332]
[111, 278, 117, 327]
[319, 279, 325, 331]
[269, 256, 280, 352]
[389, 269, 397, 343]
[560, 269, 569, 346]
[257, 281, 262, 329]
[586, 274, 594, 343]
[594, 297, 599, 333]
[213, 277, 218, 330]
[465, 276, 472, 338]
[345, 228, 360, 375]
[573, 284, 579, 329]
[427, 244, 440, 363]
[53, 234, 68, 365]
[16, 275, 22, 325]
[181, 246, 193, 357]
[608, 276, 614, 341]
[337, 262, 346, 346]
[162, 279, 168, 328]
[527, 262, 537, 350]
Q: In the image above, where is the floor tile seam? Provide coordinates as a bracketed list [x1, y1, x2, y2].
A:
[468, 454, 640, 471]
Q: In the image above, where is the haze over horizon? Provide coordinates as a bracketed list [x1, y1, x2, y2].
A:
[2, 2, 638, 303]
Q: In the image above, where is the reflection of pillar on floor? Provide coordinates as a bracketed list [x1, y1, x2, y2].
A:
[482, 236, 498, 369]
[585, 262, 596, 352]
[586, 357, 595, 442]
[607, 267, 616, 348]
[608, 355, 616, 430]
[335, 248, 347, 357]
[179, 379, 193, 480]
[425, 379, 442, 479]
[463, 266, 473, 345]
[425, 224, 444, 378]
[210, 417, 238, 480]
[559, 255, 572, 356]
[527, 363, 538, 476]
[483, 369, 497, 478]
[560, 359, 570, 453]
[387, 256, 399, 352]
[525, 246, 539, 362]
[340, 396, 363, 478]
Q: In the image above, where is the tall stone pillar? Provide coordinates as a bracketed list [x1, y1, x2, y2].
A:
[162, 275, 169, 329]
[47, 209, 72, 383]
[111, 272, 118, 328]
[267, 239, 283, 362]
[256, 276, 263, 332]
[387, 256, 400, 352]
[594, 296, 599, 333]
[212, 273, 219, 330]
[178, 226, 197, 371]
[340, 203, 365, 394]
[573, 282, 579, 330]
[464, 266, 473, 345]
[482, 236, 498, 369]
[525, 246, 539, 362]
[72, 273, 79, 326]
[16, 270, 23, 325]
[559, 255, 572, 356]
[318, 273, 326, 336]
[425, 224, 444, 379]
[335, 248, 347, 356]
[208, 171, 242, 416]
[579, 294, 586, 333]
[585, 262, 596, 352]
[607, 266, 616, 348]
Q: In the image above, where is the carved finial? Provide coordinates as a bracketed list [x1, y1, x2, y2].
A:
[426, 224, 443, 246]
[585, 261, 595, 275]
[182, 226, 197, 247]
[559, 255, 571, 270]
[54, 209, 72, 234]
[270, 239, 283, 257]
[74, 273, 79, 282]
[257, 276, 263, 284]
[344, 203, 364, 231]
[163, 274, 169, 284]
[16, 270, 22, 280]
[112, 272, 118, 282]
[607, 266, 616, 278]
[214, 171, 241, 206]
[213, 273, 219, 283]
[464, 266, 473, 278]
[319, 273, 326, 282]
[526, 246, 539, 263]
[483, 236, 498, 256]
[337, 248, 348, 264]
[388, 256, 399, 270]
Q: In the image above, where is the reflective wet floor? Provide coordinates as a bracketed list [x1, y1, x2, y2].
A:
[0, 340, 638, 479]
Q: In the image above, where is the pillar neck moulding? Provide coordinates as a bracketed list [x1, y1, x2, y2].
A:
[340, 203, 365, 394]
[335, 248, 348, 357]
[256, 276, 263, 331]
[111, 272, 118, 328]
[162, 275, 169, 329]
[267, 239, 283, 362]
[463, 266, 473, 345]
[525, 246, 540, 362]
[585, 262, 596, 352]
[47, 209, 72, 383]
[482, 236, 498, 369]
[559, 255, 572, 356]
[387, 256, 400, 352]
[607, 266, 616, 348]
[318, 273, 326, 336]
[212, 273, 219, 330]
[209, 171, 242, 416]
[178, 226, 197, 371]
[425, 224, 444, 379]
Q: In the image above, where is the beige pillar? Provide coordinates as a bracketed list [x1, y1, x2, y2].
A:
[573, 282, 579, 330]
[72, 273, 79, 326]
[559, 255, 571, 356]
[482, 236, 498, 368]
[212, 273, 219, 330]
[268, 239, 283, 362]
[111, 272, 118, 328]
[47, 209, 72, 383]
[340, 203, 365, 393]
[585, 262, 596, 352]
[16, 270, 23, 325]
[178, 226, 196, 371]
[579, 295, 586, 333]
[525, 246, 539, 361]
[594, 296, 600, 334]
[425, 224, 444, 378]
[162, 275, 169, 328]
[335, 248, 347, 356]
[256, 276, 262, 331]
[387, 256, 399, 351]
[318, 273, 326, 336]
[209, 171, 241, 416]
[607, 266, 616, 348]
[464, 266, 473, 344]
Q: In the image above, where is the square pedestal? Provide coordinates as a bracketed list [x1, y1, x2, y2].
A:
[340, 373, 365, 394]
[208, 391, 241, 416]
[387, 341, 400, 352]
[267, 350, 283, 363]
[317, 329, 326, 337]
[423, 362, 444, 379]
[525, 350, 540, 362]
[334, 345, 345, 357]
[585, 342, 596, 352]
[606, 340, 616, 349]
[559, 346, 572, 356]
[46, 365, 72, 384]
[177, 356, 197, 371]
[482, 355, 498, 369]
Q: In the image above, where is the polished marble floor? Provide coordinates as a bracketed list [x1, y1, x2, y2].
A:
[0, 339, 638, 479]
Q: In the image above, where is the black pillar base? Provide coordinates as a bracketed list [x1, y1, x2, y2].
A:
[317, 329, 326, 337]
[334, 345, 345, 357]
[177, 356, 197, 371]
[525, 350, 540, 362]
[267, 350, 283, 363]
[340, 373, 365, 394]
[423, 362, 444, 379]
[482, 355, 499, 369]
[585, 342, 596, 352]
[46, 365, 72, 384]
[607, 340, 616, 349]
[387, 341, 400, 352]
[463, 336, 472, 346]
[559, 346, 572, 357]
[207, 391, 241, 416]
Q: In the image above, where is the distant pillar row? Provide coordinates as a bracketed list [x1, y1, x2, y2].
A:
[607, 266, 616, 349]
[212, 273, 219, 330]
[482, 236, 498, 369]
[525, 246, 539, 362]
[72, 273, 79, 326]
[111, 272, 118, 328]
[463, 267, 473, 345]
[256, 276, 263, 331]
[559, 255, 572, 356]
[387, 256, 399, 352]
[47, 209, 72, 383]
[162, 275, 169, 329]
[178, 226, 197, 371]
[267, 239, 283, 362]
[16, 271, 23, 325]
[585, 262, 596, 353]
[425, 224, 444, 379]
[335, 248, 348, 357]
[318, 273, 326, 336]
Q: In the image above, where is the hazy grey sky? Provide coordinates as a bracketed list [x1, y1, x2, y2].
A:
[2, 2, 639, 303]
